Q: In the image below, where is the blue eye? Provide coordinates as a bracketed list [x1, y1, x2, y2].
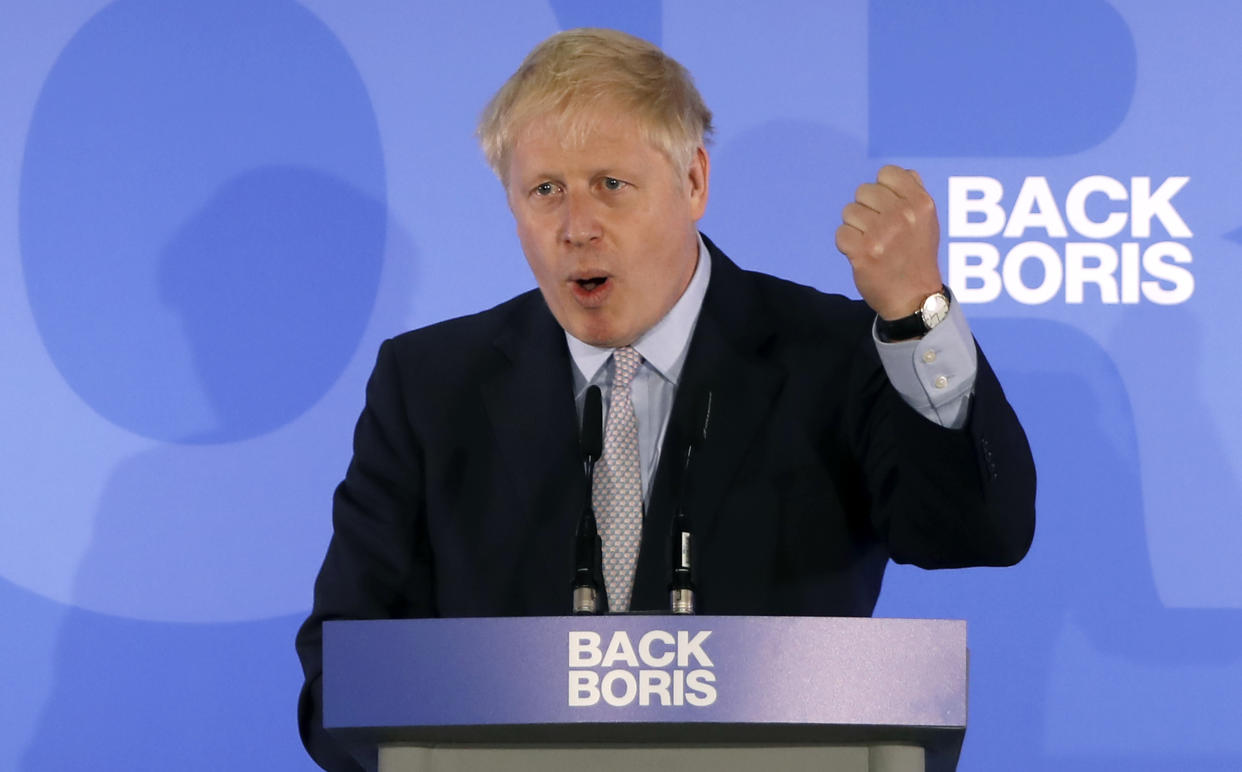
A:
[603, 177, 624, 191]
[534, 182, 556, 196]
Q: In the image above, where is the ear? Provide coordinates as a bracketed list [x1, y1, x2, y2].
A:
[686, 145, 710, 220]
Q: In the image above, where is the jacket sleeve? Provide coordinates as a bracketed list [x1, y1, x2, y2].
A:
[294, 338, 435, 771]
[847, 333, 1037, 569]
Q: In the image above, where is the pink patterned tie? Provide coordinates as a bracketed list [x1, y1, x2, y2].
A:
[592, 346, 644, 612]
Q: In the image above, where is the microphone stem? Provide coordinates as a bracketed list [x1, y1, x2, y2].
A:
[573, 457, 601, 614]
[670, 524, 695, 614]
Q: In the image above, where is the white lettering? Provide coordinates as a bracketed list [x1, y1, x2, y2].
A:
[601, 670, 638, 707]
[945, 174, 1193, 306]
[568, 632, 601, 667]
[602, 631, 640, 668]
[948, 176, 1005, 238]
[1121, 242, 1141, 304]
[638, 630, 675, 668]
[1141, 242, 1195, 304]
[1066, 175, 1128, 239]
[569, 670, 599, 706]
[948, 242, 1003, 303]
[639, 670, 672, 706]
[1065, 242, 1119, 304]
[685, 669, 717, 706]
[1131, 177, 1192, 238]
[1004, 176, 1068, 238]
[568, 629, 716, 709]
[677, 631, 713, 667]
[1003, 242, 1064, 305]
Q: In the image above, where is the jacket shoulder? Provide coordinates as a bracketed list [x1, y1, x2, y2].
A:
[392, 287, 542, 348]
[378, 289, 549, 389]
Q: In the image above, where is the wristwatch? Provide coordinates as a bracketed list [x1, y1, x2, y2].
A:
[875, 286, 951, 343]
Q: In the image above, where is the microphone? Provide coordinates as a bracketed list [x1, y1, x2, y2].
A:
[669, 391, 712, 614]
[572, 385, 604, 614]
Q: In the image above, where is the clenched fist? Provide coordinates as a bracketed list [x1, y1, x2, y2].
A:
[835, 165, 944, 321]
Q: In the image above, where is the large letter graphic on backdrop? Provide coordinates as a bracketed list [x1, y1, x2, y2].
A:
[868, 0, 1136, 156]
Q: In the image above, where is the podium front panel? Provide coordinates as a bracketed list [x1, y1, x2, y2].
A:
[323, 616, 966, 732]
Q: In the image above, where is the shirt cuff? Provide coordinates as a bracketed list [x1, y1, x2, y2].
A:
[872, 297, 977, 429]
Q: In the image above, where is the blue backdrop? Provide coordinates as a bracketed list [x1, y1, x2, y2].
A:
[2, 1, 1239, 769]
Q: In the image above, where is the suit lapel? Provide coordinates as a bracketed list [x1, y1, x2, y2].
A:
[476, 249, 787, 613]
[480, 295, 586, 569]
[631, 244, 787, 610]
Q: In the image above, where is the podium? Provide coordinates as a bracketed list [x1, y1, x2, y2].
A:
[323, 616, 967, 772]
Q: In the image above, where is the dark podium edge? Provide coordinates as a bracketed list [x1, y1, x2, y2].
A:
[329, 719, 964, 772]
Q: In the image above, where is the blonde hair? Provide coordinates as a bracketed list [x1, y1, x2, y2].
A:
[478, 28, 714, 183]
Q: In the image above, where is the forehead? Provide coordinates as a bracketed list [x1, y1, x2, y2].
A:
[508, 107, 668, 177]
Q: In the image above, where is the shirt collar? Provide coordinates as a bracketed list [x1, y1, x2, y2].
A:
[567, 235, 712, 386]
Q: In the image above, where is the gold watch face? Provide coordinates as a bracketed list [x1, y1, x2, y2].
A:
[920, 292, 950, 330]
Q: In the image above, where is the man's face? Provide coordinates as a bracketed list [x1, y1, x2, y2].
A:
[505, 109, 709, 348]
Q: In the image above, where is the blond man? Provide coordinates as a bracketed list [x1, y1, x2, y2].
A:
[297, 29, 1035, 771]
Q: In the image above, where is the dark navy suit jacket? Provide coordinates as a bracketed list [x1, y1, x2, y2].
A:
[295, 237, 1036, 770]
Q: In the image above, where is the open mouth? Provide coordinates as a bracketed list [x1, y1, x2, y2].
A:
[575, 276, 608, 291]
[570, 275, 611, 306]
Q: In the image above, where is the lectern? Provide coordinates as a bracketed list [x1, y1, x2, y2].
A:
[323, 616, 966, 772]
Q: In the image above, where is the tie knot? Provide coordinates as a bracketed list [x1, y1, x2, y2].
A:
[612, 346, 643, 389]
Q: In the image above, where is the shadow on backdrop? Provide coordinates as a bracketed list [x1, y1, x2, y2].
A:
[1106, 303, 1242, 610]
[156, 167, 384, 443]
[22, 185, 418, 769]
[19, 0, 385, 444]
[19, 0, 419, 754]
[877, 317, 1242, 771]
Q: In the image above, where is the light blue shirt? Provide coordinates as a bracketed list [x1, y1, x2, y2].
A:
[568, 236, 977, 503]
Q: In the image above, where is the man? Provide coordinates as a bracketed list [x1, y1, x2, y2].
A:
[296, 28, 1035, 771]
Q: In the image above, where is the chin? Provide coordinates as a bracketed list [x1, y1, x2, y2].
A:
[558, 313, 615, 347]
[578, 332, 622, 348]
[574, 325, 630, 349]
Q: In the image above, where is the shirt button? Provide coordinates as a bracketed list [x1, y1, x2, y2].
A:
[922, 349, 937, 364]
[934, 375, 949, 389]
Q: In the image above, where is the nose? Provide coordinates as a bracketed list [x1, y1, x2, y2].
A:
[560, 189, 602, 247]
